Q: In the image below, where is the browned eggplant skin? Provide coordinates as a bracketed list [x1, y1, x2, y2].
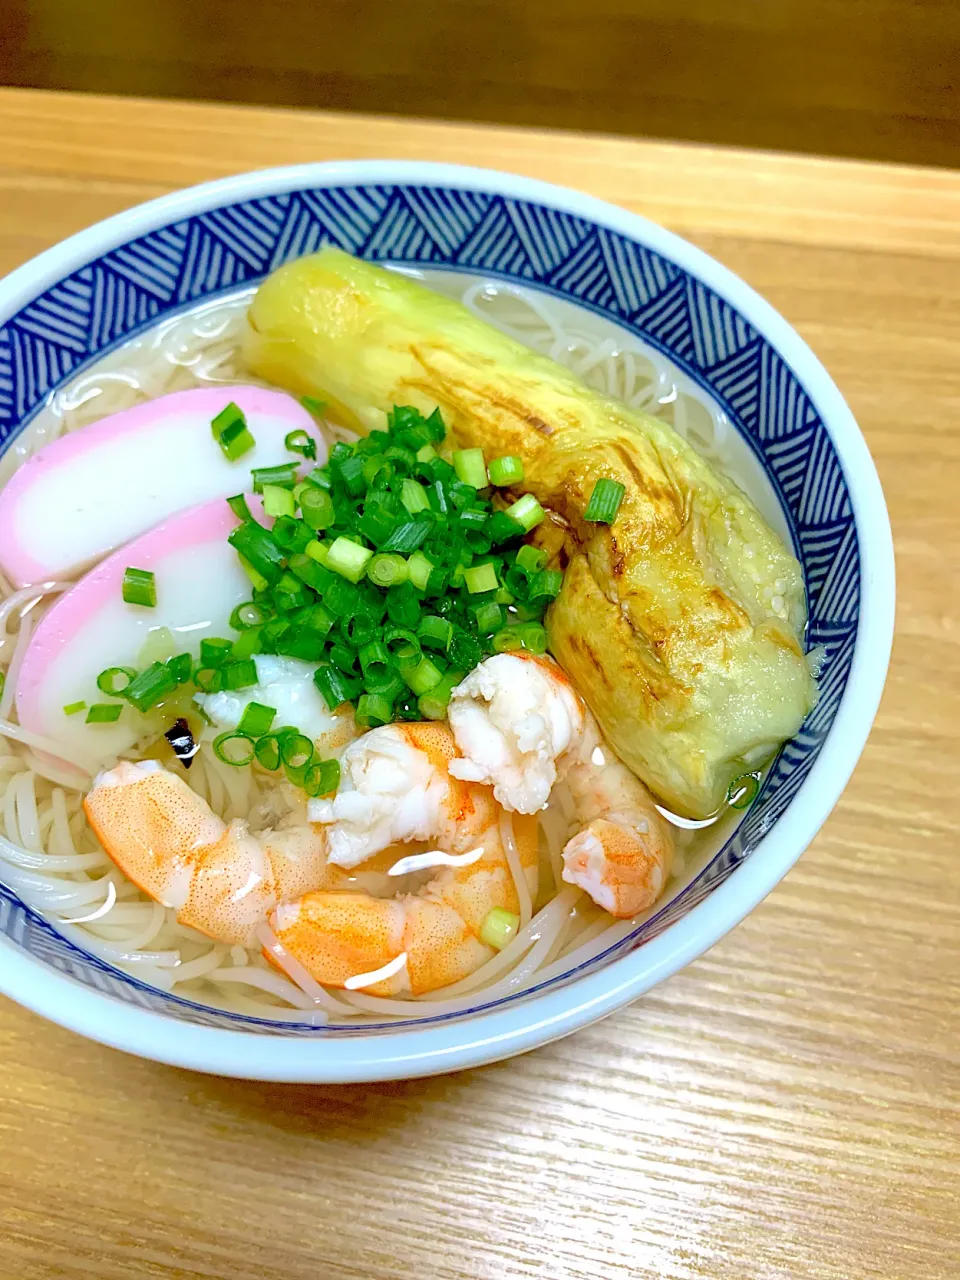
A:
[244, 248, 817, 818]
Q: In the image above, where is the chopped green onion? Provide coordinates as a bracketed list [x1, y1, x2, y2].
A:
[416, 443, 438, 463]
[85, 702, 123, 724]
[355, 693, 394, 728]
[386, 582, 422, 629]
[528, 569, 563, 602]
[271, 516, 313, 554]
[583, 477, 626, 523]
[515, 544, 547, 575]
[262, 484, 295, 519]
[123, 662, 178, 712]
[94, 666, 136, 698]
[453, 448, 488, 489]
[300, 486, 335, 531]
[492, 626, 524, 653]
[230, 601, 266, 631]
[380, 521, 431, 554]
[367, 553, 409, 589]
[221, 659, 259, 690]
[487, 455, 525, 486]
[213, 731, 256, 767]
[305, 538, 330, 565]
[211, 403, 255, 461]
[383, 626, 422, 667]
[464, 562, 499, 594]
[122, 566, 156, 608]
[358, 640, 391, 680]
[728, 772, 761, 809]
[471, 601, 502, 634]
[200, 637, 233, 668]
[237, 553, 270, 593]
[417, 614, 453, 651]
[296, 601, 335, 637]
[304, 759, 340, 797]
[228, 522, 286, 585]
[480, 906, 520, 950]
[449, 629, 482, 670]
[313, 663, 362, 711]
[519, 622, 549, 654]
[167, 652, 193, 684]
[252, 462, 299, 492]
[254, 734, 281, 770]
[193, 667, 222, 694]
[326, 536, 373, 584]
[400, 478, 430, 515]
[401, 656, 444, 697]
[226, 493, 253, 521]
[407, 550, 434, 592]
[62, 700, 86, 716]
[300, 396, 327, 417]
[237, 701, 276, 738]
[285, 429, 317, 461]
[418, 668, 465, 721]
[280, 732, 313, 769]
[505, 494, 546, 533]
[230, 627, 263, 661]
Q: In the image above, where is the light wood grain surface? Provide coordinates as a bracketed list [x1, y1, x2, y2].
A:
[0, 89, 956, 1280]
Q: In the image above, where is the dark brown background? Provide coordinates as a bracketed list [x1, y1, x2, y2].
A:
[2, 0, 959, 166]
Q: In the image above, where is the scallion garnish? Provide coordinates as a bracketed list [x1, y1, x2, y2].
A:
[123, 662, 178, 712]
[237, 701, 276, 737]
[62, 700, 86, 716]
[211, 403, 256, 461]
[200, 637, 233, 668]
[728, 772, 761, 809]
[504, 494, 546, 533]
[480, 906, 520, 950]
[300, 396, 327, 417]
[122, 567, 157, 609]
[487, 455, 525, 487]
[452, 448, 488, 489]
[326, 537, 373, 584]
[86, 703, 123, 724]
[464, 562, 499, 594]
[262, 484, 296, 519]
[96, 666, 137, 697]
[226, 493, 254, 522]
[285, 429, 317, 461]
[583, 477, 626, 523]
[213, 731, 256, 767]
[304, 759, 340, 797]
[251, 462, 299, 492]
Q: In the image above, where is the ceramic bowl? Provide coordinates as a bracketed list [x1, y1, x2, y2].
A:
[0, 162, 894, 1081]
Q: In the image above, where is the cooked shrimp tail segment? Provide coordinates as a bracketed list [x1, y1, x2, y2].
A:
[274, 722, 540, 994]
[82, 759, 344, 946]
[449, 653, 673, 918]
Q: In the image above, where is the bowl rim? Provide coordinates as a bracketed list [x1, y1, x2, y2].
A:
[0, 159, 895, 1082]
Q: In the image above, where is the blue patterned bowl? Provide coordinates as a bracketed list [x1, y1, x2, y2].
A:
[0, 163, 893, 1081]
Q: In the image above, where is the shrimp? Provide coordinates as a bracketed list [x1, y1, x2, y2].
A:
[448, 653, 674, 918]
[83, 759, 347, 946]
[271, 722, 539, 995]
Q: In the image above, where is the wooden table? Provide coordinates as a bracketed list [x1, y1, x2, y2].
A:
[0, 89, 956, 1280]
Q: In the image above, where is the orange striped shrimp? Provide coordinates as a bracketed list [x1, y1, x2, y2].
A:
[448, 653, 674, 917]
[83, 759, 347, 946]
[272, 722, 539, 995]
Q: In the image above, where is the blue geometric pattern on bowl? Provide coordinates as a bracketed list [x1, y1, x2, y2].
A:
[0, 185, 859, 1034]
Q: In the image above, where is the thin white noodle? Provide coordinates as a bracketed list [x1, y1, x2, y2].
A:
[0, 612, 35, 719]
[255, 923, 355, 1015]
[207, 966, 333, 1017]
[499, 810, 532, 926]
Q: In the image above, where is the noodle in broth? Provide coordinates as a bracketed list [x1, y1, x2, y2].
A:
[0, 273, 734, 1023]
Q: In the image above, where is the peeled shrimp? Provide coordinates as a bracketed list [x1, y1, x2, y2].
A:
[449, 654, 673, 918]
[272, 722, 539, 995]
[83, 759, 347, 946]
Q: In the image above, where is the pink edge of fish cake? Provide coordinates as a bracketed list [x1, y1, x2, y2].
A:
[16, 495, 261, 739]
[0, 385, 321, 588]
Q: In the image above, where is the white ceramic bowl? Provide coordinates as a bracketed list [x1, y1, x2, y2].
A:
[0, 162, 894, 1080]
